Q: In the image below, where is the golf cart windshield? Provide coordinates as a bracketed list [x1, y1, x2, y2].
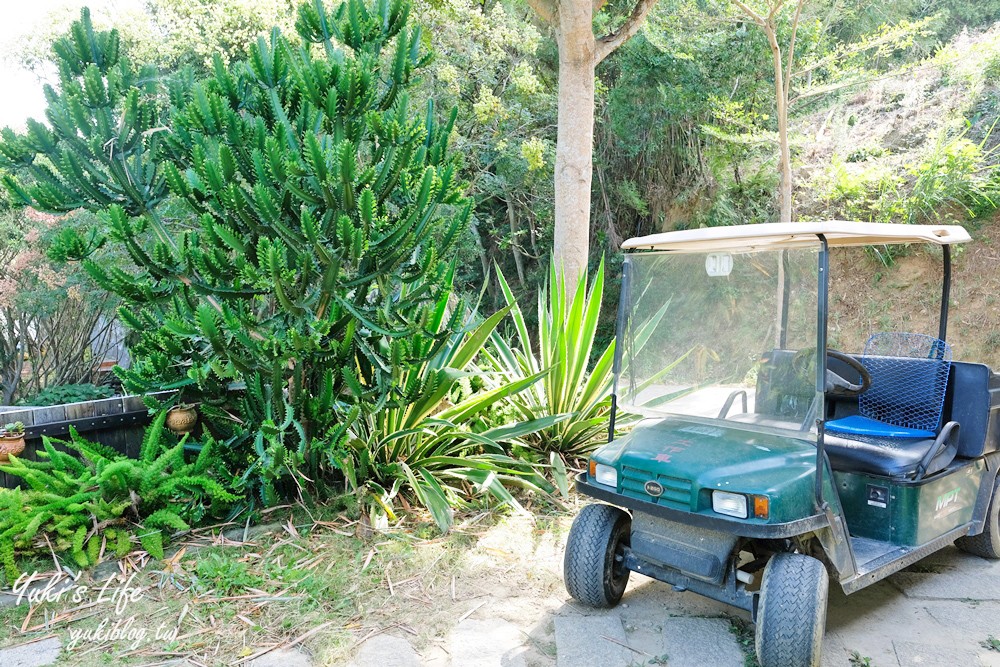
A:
[618, 245, 822, 435]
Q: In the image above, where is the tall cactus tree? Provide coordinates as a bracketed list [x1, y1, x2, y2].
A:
[0, 0, 472, 503]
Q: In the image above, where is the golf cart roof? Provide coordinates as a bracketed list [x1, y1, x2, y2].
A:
[622, 221, 972, 252]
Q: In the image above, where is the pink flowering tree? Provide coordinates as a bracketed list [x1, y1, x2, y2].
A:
[0, 207, 119, 403]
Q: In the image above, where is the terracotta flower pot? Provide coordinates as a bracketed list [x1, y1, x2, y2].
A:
[0, 436, 25, 463]
[166, 405, 198, 434]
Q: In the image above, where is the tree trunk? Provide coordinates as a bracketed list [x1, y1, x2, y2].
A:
[553, 3, 597, 293]
[507, 196, 527, 284]
[766, 24, 793, 223]
[469, 217, 496, 299]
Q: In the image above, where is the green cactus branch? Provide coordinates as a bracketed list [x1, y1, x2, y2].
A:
[0, 0, 471, 503]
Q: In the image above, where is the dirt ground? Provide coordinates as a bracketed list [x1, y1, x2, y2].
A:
[5, 499, 1000, 667]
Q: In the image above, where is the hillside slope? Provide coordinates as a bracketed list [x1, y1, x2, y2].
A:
[792, 25, 1000, 365]
[828, 219, 1000, 366]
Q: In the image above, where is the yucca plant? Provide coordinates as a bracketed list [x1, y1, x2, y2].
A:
[485, 259, 679, 461]
[483, 259, 616, 459]
[331, 306, 568, 532]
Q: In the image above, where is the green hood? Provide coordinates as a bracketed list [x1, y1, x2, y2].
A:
[593, 416, 819, 523]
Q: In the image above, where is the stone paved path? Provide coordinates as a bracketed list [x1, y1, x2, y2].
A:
[822, 546, 1000, 666]
[0, 637, 62, 667]
[249, 647, 314, 667]
[4, 540, 1000, 666]
[345, 544, 1000, 667]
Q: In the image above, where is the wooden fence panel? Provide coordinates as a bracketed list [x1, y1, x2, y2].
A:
[0, 395, 161, 489]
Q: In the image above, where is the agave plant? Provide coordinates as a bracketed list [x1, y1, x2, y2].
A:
[485, 259, 679, 461]
[330, 305, 568, 532]
[483, 259, 616, 459]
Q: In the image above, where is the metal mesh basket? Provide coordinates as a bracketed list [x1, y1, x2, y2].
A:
[858, 332, 952, 432]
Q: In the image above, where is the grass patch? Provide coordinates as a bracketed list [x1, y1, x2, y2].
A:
[904, 560, 946, 574]
[981, 635, 1000, 652]
[849, 650, 874, 666]
[727, 616, 760, 667]
[0, 503, 571, 666]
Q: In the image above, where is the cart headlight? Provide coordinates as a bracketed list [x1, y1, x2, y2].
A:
[591, 462, 618, 488]
[712, 491, 748, 519]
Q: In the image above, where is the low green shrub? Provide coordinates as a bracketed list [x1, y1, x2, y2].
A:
[814, 157, 905, 224]
[983, 53, 1000, 82]
[0, 0, 471, 508]
[819, 125, 999, 227]
[906, 129, 998, 223]
[845, 146, 889, 163]
[19, 383, 114, 406]
[193, 552, 265, 595]
[0, 411, 240, 582]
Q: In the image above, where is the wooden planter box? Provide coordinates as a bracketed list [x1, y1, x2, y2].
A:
[0, 393, 167, 489]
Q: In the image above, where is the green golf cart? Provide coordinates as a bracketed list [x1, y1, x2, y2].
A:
[563, 222, 1000, 667]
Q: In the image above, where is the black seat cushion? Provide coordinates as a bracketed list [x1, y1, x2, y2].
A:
[824, 432, 956, 478]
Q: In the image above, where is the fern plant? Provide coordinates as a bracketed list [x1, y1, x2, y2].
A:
[0, 412, 239, 582]
[0, 0, 471, 501]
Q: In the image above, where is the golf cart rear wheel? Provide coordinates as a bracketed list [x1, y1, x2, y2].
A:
[564, 503, 631, 608]
[956, 478, 1000, 559]
[755, 553, 828, 667]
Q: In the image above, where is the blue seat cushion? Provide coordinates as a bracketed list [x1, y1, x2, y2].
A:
[825, 415, 935, 439]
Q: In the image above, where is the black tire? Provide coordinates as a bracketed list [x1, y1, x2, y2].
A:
[755, 553, 828, 667]
[563, 503, 631, 608]
[956, 478, 1000, 559]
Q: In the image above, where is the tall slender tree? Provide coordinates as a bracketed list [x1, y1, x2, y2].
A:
[727, 0, 805, 223]
[525, 0, 659, 289]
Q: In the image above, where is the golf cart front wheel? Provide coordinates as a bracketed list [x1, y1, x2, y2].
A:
[956, 477, 1000, 559]
[563, 503, 631, 608]
[755, 552, 828, 667]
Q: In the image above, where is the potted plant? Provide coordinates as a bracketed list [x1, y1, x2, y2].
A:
[165, 403, 198, 434]
[0, 421, 26, 463]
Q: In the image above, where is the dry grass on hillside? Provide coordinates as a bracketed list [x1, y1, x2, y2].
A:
[828, 215, 1000, 366]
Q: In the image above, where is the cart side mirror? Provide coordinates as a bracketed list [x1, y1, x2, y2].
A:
[705, 253, 733, 277]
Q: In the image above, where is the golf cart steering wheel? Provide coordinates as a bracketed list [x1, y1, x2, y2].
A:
[826, 350, 871, 398]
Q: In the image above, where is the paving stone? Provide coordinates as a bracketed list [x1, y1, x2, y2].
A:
[348, 634, 421, 667]
[0, 636, 62, 666]
[554, 615, 632, 667]
[659, 617, 744, 667]
[891, 570, 1000, 601]
[616, 622, 666, 661]
[981, 653, 1000, 667]
[620, 578, 739, 620]
[248, 647, 312, 667]
[0, 590, 20, 609]
[448, 618, 527, 667]
[0, 575, 76, 609]
[821, 633, 885, 667]
[90, 560, 123, 583]
[824, 579, 945, 667]
[890, 548, 1000, 601]
[923, 599, 1000, 636]
[892, 640, 981, 666]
